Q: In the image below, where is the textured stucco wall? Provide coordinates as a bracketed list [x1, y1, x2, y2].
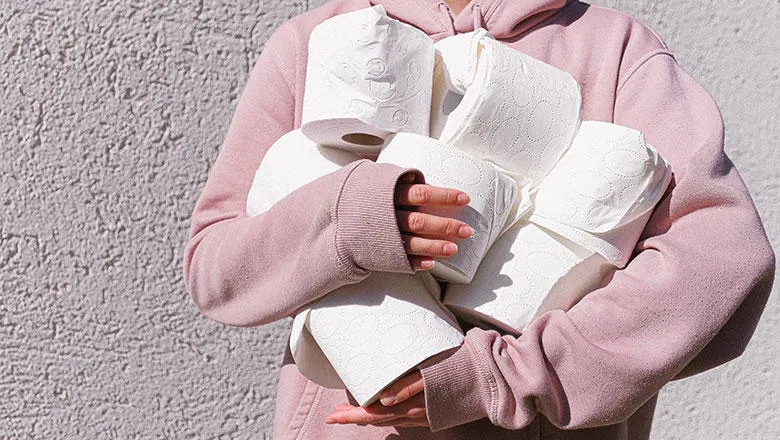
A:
[0, 0, 776, 439]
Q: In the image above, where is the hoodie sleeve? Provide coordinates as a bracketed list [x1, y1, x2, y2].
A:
[420, 51, 775, 430]
[182, 24, 419, 327]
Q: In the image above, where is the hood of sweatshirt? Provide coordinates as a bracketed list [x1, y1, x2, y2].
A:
[368, 0, 570, 39]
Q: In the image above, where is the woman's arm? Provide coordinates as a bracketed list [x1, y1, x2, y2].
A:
[183, 23, 473, 327]
[415, 51, 774, 431]
[182, 25, 418, 327]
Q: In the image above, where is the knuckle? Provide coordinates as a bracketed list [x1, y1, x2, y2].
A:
[445, 190, 459, 205]
[444, 220, 459, 237]
[410, 185, 428, 204]
[408, 213, 426, 232]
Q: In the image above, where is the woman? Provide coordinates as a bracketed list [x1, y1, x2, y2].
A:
[183, 0, 774, 438]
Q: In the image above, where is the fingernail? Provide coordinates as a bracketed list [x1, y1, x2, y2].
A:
[380, 394, 396, 406]
[457, 193, 470, 205]
[420, 260, 435, 270]
[458, 225, 472, 238]
[444, 243, 458, 255]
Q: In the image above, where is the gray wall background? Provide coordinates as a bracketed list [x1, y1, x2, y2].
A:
[0, 0, 776, 438]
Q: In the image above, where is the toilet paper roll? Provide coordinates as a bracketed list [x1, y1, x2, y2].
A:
[433, 29, 492, 95]
[434, 33, 582, 187]
[301, 5, 435, 155]
[443, 221, 613, 333]
[246, 130, 360, 216]
[529, 121, 672, 267]
[429, 30, 494, 140]
[377, 133, 518, 283]
[291, 271, 464, 406]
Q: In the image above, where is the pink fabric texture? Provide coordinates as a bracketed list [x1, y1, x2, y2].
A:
[183, 0, 775, 438]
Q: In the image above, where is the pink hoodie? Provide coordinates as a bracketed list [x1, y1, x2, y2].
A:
[183, 0, 775, 438]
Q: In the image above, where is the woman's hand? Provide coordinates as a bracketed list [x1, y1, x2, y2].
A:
[395, 173, 472, 271]
[326, 370, 429, 428]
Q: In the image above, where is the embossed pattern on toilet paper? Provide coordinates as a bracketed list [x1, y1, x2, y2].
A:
[529, 121, 671, 266]
[444, 222, 606, 332]
[377, 133, 517, 283]
[302, 6, 434, 152]
[437, 37, 582, 185]
[307, 272, 464, 406]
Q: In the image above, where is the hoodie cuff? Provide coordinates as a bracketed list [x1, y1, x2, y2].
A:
[420, 339, 494, 432]
[335, 160, 422, 275]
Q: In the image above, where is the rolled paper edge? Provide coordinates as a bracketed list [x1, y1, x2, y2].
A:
[289, 309, 346, 389]
[528, 207, 655, 268]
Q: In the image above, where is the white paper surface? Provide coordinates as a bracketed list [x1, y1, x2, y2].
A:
[444, 221, 612, 332]
[293, 272, 464, 406]
[246, 130, 359, 217]
[434, 33, 582, 188]
[529, 121, 672, 267]
[377, 133, 517, 283]
[301, 5, 435, 155]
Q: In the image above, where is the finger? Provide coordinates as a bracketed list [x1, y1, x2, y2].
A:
[371, 394, 427, 423]
[372, 420, 429, 428]
[397, 211, 473, 240]
[409, 256, 436, 271]
[380, 371, 424, 406]
[395, 184, 470, 207]
[326, 405, 401, 425]
[327, 394, 428, 425]
[402, 235, 458, 258]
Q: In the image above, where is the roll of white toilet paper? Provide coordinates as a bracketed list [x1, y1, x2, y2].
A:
[291, 271, 464, 407]
[443, 221, 612, 333]
[529, 121, 672, 267]
[433, 33, 582, 187]
[429, 29, 494, 140]
[377, 133, 518, 283]
[301, 5, 435, 155]
[246, 130, 359, 217]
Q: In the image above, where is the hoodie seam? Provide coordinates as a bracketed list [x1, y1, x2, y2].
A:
[615, 49, 675, 96]
[482, 0, 508, 23]
[294, 384, 324, 440]
[268, 23, 297, 99]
